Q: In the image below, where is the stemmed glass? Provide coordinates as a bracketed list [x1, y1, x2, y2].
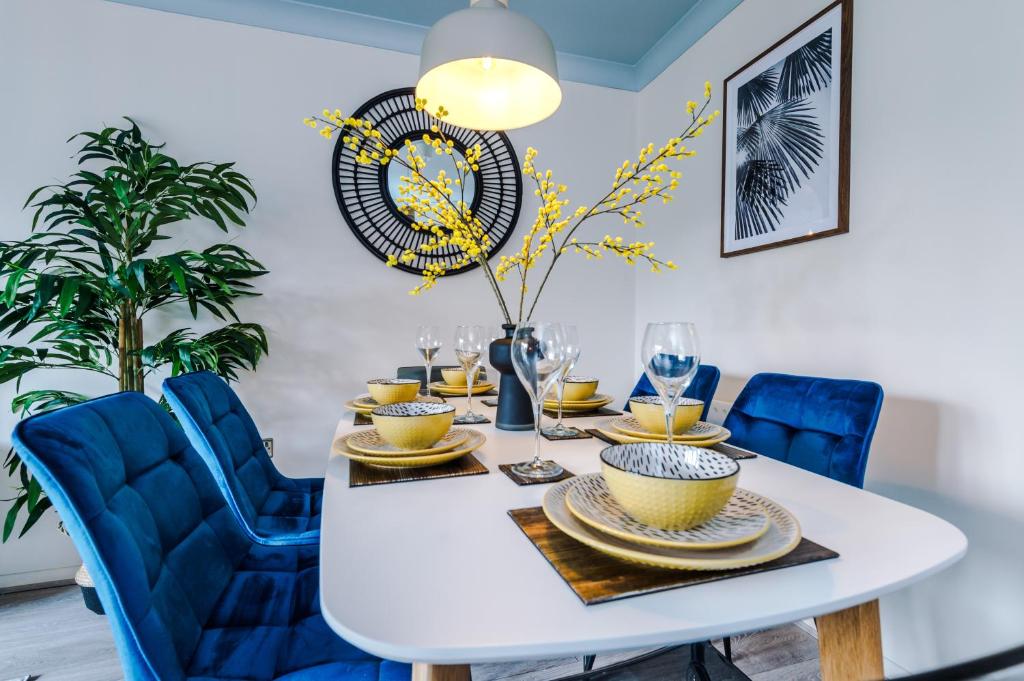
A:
[542, 324, 581, 437]
[511, 322, 567, 479]
[640, 322, 700, 445]
[453, 325, 489, 425]
[415, 325, 442, 396]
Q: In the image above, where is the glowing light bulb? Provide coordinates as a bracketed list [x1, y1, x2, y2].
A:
[481, 56, 494, 70]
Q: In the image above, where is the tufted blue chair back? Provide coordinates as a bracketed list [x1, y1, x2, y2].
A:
[723, 373, 884, 487]
[162, 371, 311, 545]
[12, 393, 251, 681]
[625, 364, 721, 421]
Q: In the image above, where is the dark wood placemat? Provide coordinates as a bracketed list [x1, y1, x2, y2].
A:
[353, 412, 372, 426]
[508, 506, 838, 605]
[454, 416, 492, 425]
[541, 427, 593, 441]
[349, 453, 488, 487]
[499, 464, 575, 486]
[543, 406, 622, 419]
[481, 398, 499, 407]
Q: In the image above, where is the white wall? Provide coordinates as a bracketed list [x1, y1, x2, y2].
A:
[636, 0, 1024, 672]
[0, 0, 639, 587]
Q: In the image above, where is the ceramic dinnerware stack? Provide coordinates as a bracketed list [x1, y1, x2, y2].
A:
[542, 442, 801, 570]
[543, 376, 614, 413]
[337, 386, 486, 468]
[344, 378, 445, 415]
[428, 368, 495, 396]
[592, 395, 731, 447]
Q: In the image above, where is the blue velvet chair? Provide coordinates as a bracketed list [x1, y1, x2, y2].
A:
[12, 392, 409, 681]
[163, 371, 320, 546]
[624, 364, 721, 421]
[723, 372, 884, 488]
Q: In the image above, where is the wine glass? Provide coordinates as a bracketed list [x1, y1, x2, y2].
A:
[415, 325, 442, 396]
[542, 324, 580, 437]
[453, 325, 489, 425]
[511, 322, 567, 479]
[640, 322, 700, 445]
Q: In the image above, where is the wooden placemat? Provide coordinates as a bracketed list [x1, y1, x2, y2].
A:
[508, 506, 838, 605]
[353, 412, 372, 426]
[543, 406, 622, 419]
[499, 463, 575, 486]
[349, 453, 488, 487]
[541, 427, 592, 441]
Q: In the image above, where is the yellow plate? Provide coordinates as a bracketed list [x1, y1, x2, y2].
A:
[429, 381, 494, 396]
[347, 394, 444, 414]
[610, 416, 725, 442]
[344, 399, 375, 415]
[341, 428, 470, 457]
[543, 480, 801, 571]
[563, 474, 770, 550]
[593, 426, 731, 448]
[544, 395, 615, 412]
[334, 429, 486, 468]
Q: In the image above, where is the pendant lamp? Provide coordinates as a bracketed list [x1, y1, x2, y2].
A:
[416, 0, 562, 131]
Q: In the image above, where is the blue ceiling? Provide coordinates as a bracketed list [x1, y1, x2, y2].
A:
[107, 0, 743, 90]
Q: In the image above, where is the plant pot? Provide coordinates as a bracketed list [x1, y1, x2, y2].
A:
[489, 324, 534, 431]
[76, 564, 104, 615]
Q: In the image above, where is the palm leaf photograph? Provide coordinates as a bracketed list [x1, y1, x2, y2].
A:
[721, 0, 852, 257]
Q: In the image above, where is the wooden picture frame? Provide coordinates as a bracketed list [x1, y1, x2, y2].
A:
[720, 0, 853, 258]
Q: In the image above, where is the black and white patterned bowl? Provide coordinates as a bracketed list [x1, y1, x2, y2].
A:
[370, 402, 456, 450]
[599, 443, 739, 530]
[629, 395, 704, 434]
[562, 375, 599, 401]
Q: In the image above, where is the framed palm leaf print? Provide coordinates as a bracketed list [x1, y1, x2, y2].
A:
[721, 0, 852, 257]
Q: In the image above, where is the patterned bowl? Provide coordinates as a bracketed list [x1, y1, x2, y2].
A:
[366, 378, 421, 405]
[371, 402, 456, 450]
[629, 396, 704, 435]
[599, 442, 739, 530]
[441, 367, 482, 387]
[562, 376, 599, 402]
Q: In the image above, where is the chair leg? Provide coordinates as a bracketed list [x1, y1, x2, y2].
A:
[582, 654, 596, 672]
[723, 636, 732, 662]
[686, 642, 712, 681]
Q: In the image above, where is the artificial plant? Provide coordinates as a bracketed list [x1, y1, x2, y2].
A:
[0, 118, 268, 540]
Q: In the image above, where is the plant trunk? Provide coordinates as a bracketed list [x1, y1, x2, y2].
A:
[117, 303, 144, 392]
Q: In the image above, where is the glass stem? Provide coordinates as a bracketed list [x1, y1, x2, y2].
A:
[664, 405, 675, 445]
[532, 398, 544, 466]
[556, 379, 565, 427]
[465, 365, 475, 415]
[423, 359, 432, 395]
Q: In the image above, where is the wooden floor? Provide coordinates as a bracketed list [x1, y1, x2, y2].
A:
[0, 586, 821, 680]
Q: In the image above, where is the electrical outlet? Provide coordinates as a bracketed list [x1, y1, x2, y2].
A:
[262, 438, 274, 458]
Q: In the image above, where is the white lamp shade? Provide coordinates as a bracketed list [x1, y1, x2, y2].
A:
[417, 0, 561, 131]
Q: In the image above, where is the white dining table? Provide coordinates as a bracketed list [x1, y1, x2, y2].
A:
[320, 396, 966, 681]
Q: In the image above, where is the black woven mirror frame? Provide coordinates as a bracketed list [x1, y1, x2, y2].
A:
[331, 87, 522, 275]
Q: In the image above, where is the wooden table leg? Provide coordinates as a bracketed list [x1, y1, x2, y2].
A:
[411, 662, 472, 681]
[815, 599, 884, 681]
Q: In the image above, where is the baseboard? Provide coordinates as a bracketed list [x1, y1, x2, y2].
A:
[0, 565, 79, 593]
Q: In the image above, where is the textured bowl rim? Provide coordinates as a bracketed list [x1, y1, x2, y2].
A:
[629, 395, 704, 407]
[371, 402, 456, 417]
[367, 378, 421, 385]
[599, 443, 739, 481]
[565, 375, 599, 383]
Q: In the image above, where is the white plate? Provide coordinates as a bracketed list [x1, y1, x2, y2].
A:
[542, 481, 801, 571]
[564, 473, 770, 550]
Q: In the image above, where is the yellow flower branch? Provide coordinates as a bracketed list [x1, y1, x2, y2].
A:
[304, 81, 718, 325]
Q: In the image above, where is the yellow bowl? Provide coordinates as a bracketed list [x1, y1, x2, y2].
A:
[629, 396, 703, 435]
[441, 367, 482, 387]
[370, 402, 456, 450]
[599, 442, 739, 530]
[562, 376, 599, 402]
[366, 379, 421, 405]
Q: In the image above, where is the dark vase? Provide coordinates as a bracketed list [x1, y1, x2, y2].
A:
[489, 324, 534, 431]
